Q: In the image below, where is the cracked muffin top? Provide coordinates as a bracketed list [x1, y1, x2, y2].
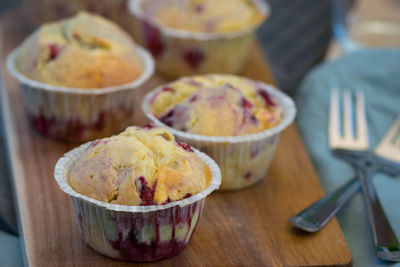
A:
[69, 126, 211, 206]
[140, 0, 265, 33]
[148, 74, 283, 136]
[15, 12, 143, 89]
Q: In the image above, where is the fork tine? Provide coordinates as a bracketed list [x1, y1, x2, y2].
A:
[343, 90, 354, 140]
[375, 116, 400, 163]
[394, 118, 400, 147]
[378, 116, 400, 147]
[355, 91, 368, 145]
[329, 89, 341, 147]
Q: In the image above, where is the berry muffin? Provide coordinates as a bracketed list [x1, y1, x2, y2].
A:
[55, 125, 221, 261]
[143, 74, 296, 190]
[7, 12, 154, 142]
[16, 11, 143, 88]
[128, 0, 269, 77]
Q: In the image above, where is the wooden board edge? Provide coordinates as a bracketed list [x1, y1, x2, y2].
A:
[0, 29, 30, 266]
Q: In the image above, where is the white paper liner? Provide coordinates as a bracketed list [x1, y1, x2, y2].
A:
[6, 44, 155, 95]
[54, 141, 221, 213]
[142, 77, 296, 143]
[128, 0, 270, 41]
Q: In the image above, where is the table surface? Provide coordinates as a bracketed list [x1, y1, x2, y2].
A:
[0, 8, 352, 267]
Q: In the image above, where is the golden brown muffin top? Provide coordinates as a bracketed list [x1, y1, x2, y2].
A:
[15, 12, 143, 89]
[149, 74, 283, 136]
[69, 126, 211, 206]
[140, 0, 265, 33]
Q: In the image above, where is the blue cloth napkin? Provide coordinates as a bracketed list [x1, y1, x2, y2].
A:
[296, 49, 400, 266]
[0, 230, 23, 266]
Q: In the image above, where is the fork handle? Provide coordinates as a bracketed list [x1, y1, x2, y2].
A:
[290, 177, 360, 232]
[357, 168, 400, 261]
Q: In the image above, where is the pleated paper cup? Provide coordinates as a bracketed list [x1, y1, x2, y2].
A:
[142, 80, 296, 190]
[127, 0, 270, 78]
[54, 141, 221, 262]
[6, 45, 154, 143]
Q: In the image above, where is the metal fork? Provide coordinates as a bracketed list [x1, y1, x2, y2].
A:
[291, 90, 400, 261]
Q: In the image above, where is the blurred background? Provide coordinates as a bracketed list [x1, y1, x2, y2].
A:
[0, 0, 334, 95]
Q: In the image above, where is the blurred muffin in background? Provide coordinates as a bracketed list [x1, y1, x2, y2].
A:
[140, 0, 265, 33]
[128, 0, 269, 77]
[16, 11, 143, 88]
[7, 12, 154, 142]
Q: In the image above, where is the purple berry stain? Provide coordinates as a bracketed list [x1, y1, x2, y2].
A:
[48, 44, 62, 61]
[258, 89, 276, 107]
[142, 21, 165, 57]
[183, 48, 205, 69]
[141, 123, 155, 129]
[240, 97, 254, 109]
[176, 140, 194, 152]
[189, 95, 198, 103]
[137, 176, 157, 206]
[244, 172, 253, 180]
[159, 109, 175, 126]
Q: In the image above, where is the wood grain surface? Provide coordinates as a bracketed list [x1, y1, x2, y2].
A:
[0, 8, 352, 267]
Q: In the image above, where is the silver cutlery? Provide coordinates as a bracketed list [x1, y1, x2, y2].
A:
[290, 89, 400, 261]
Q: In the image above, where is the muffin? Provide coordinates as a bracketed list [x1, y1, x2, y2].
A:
[143, 74, 296, 190]
[7, 12, 154, 142]
[16, 11, 143, 88]
[128, 0, 269, 77]
[54, 126, 221, 261]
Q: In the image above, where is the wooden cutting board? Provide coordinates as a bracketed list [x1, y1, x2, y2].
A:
[0, 8, 352, 267]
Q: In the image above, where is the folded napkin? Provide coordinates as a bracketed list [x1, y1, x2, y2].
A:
[296, 49, 400, 266]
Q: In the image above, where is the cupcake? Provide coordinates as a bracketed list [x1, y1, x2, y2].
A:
[143, 74, 296, 190]
[7, 12, 154, 142]
[128, 0, 269, 77]
[54, 125, 221, 261]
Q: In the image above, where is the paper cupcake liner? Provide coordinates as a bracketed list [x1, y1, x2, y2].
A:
[142, 79, 296, 190]
[127, 0, 270, 78]
[54, 141, 221, 261]
[6, 45, 154, 143]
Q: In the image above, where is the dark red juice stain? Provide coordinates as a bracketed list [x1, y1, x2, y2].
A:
[244, 172, 253, 180]
[257, 89, 276, 107]
[240, 97, 254, 109]
[142, 21, 165, 57]
[108, 204, 198, 261]
[141, 123, 155, 129]
[138, 176, 157, 206]
[189, 95, 198, 103]
[48, 44, 63, 61]
[183, 49, 205, 69]
[159, 109, 175, 126]
[175, 140, 194, 152]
